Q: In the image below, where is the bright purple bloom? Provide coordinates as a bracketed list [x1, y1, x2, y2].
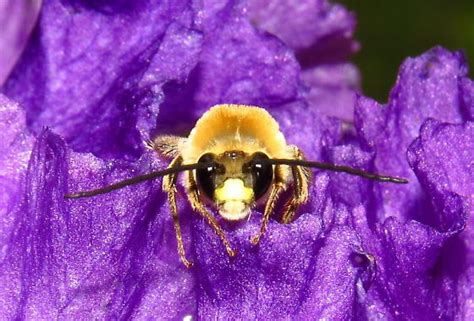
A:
[247, 0, 360, 121]
[0, 0, 42, 85]
[0, 1, 473, 320]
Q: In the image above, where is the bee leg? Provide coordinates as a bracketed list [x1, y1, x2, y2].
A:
[250, 165, 286, 245]
[186, 172, 236, 258]
[250, 180, 285, 245]
[163, 156, 193, 268]
[146, 135, 186, 159]
[281, 146, 311, 224]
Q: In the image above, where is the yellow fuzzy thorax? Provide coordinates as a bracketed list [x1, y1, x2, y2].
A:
[180, 104, 292, 163]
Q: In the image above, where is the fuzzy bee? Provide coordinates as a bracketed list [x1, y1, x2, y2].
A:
[66, 104, 407, 267]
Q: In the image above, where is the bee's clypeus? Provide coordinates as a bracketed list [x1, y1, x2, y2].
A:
[66, 104, 408, 268]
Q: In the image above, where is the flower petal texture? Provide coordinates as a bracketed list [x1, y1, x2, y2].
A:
[355, 47, 470, 222]
[0, 0, 42, 85]
[408, 120, 474, 320]
[0, 94, 33, 257]
[1, 128, 196, 318]
[4, 0, 207, 158]
[247, 0, 360, 121]
[0, 1, 473, 320]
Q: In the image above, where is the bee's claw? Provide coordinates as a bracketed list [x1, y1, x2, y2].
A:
[182, 258, 194, 268]
[227, 247, 237, 258]
[250, 235, 261, 245]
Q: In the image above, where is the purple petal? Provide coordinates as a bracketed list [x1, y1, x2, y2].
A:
[365, 217, 448, 319]
[247, 0, 360, 121]
[246, 0, 358, 61]
[302, 63, 360, 121]
[408, 119, 472, 230]
[192, 211, 366, 319]
[1, 0, 473, 319]
[407, 119, 473, 319]
[331, 48, 473, 319]
[347, 118, 471, 319]
[356, 47, 468, 150]
[354, 47, 471, 221]
[3, 0, 203, 158]
[156, 1, 301, 134]
[0, 94, 33, 250]
[460, 78, 474, 120]
[271, 100, 341, 160]
[3, 0, 305, 159]
[0, 0, 41, 85]
[0, 129, 195, 319]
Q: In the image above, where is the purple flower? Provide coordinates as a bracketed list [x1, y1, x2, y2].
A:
[0, 0, 42, 85]
[1, 1, 473, 320]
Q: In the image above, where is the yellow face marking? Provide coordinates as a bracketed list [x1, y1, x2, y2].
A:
[215, 178, 254, 203]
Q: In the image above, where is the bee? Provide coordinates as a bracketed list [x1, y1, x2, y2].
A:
[66, 104, 408, 268]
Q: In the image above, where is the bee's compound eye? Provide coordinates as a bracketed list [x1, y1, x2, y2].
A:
[247, 152, 273, 200]
[196, 153, 220, 200]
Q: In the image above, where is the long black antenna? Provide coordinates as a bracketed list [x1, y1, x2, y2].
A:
[65, 162, 214, 199]
[256, 159, 408, 184]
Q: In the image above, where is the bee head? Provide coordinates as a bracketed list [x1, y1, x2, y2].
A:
[195, 151, 273, 220]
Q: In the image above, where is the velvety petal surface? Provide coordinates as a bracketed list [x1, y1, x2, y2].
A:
[192, 213, 365, 319]
[246, 0, 358, 58]
[354, 47, 471, 222]
[0, 129, 196, 319]
[0, 0, 472, 319]
[2, 0, 317, 160]
[317, 47, 473, 319]
[460, 78, 474, 120]
[0, 94, 34, 257]
[302, 63, 359, 121]
[3, 0, 204, 159]
[247, 0, 360, 121]
[408, 120, 474, 320]
[0, 0, 42, 85]
[156, 1, 302, 136]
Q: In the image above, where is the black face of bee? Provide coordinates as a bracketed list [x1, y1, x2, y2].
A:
[196, 151, 273, 202]
[196, 153, 224, 200]
[244, 152, 273, 200]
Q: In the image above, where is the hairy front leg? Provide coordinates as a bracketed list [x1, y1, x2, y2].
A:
[281, 146, 311, 224]
[163, 156, 193, 268]
[251, 165, 286, 245]
[185, 172, 236, 258]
